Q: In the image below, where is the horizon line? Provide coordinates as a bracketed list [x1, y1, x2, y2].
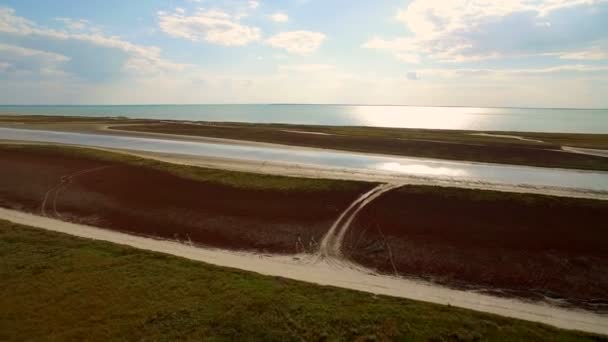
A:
[0, 103, 606, 111]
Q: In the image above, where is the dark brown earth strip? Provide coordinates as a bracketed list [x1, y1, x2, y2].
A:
[344, 185, 608, 311]
[0, 146, 370, 254]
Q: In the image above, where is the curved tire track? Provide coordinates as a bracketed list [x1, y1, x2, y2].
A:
[318, 183, 401, 259]
[40, 166, 113, 218]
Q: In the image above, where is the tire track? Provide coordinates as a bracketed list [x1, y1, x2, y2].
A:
[40, 166, 113, 217]
[317, 183, 402, 259]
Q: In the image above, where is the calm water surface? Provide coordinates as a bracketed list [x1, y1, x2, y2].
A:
[1, 127, 607, 193]
[1, 105, 607, 133]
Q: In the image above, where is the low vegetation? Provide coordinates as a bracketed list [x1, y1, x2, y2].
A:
[1, 221, 604, 341]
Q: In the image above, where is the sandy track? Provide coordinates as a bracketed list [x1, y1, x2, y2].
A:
[318, 183, 402, 258]
[469, 133, 546, 144]
[563, 146, 608, 158]
[41, 166, 112, 217]
[318, 184, 387, 258]
[1, 207, 606, 335]
[470, 132, 608, 159]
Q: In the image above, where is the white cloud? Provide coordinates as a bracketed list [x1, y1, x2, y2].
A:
[248, 1, 260, 10]
[55, 18, 87, 31]
[0, 7, 186, 78]
[0, 43, 69, 62]
[396, 53, 420, 64]
[558, 48, 608, 60]
[278, 64, 334, 73]
[364, 0, 608, 63]
[269, 12, 289, 23]
[266, 31, 326, 54]
[1, 8, 155, 57]
[0, 43, 71, 78]
[417, 65, 608, 79]
[54, 17, 102, 33]
[0, 7, 33, 34]
[158, 8, 261, 46]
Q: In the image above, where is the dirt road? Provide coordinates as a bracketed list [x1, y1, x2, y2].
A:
[1, 207, 606, 335]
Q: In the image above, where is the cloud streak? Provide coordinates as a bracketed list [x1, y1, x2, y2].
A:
[364, 0, 608, 64]
[0, 7, 185, 80]
[269, 12, 289, 23]
[266, 30, 326, 54]
[158, 8, 261, 46]
[417, 65, 608, 80]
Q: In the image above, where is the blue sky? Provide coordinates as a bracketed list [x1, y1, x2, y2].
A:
[1, 0, 607, 107]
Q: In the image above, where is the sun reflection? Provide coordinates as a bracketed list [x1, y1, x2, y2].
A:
[348, 106, 493, 130]
[377, 162, 468, 177]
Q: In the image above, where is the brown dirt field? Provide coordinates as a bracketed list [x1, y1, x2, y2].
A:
[0, 147, 370, 254]
[344, 185, 608, 311]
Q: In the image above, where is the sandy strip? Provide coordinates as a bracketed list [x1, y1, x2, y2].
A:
[469, 132, 546, 143]
[471, 133, 608, 159]
[1, 207, 606, 335]
[281, 129, 333, 136]
[563, 146, 608, 158]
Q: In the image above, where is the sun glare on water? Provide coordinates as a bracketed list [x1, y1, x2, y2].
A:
[377, 162, 469, 177]
[350, 106, 489, 130]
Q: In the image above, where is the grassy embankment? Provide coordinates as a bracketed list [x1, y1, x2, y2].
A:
[1, 221, 605, 341]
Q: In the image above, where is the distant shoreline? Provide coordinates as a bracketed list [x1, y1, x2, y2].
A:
[1, 104, 607, 110]
[0, 105, 607, 134]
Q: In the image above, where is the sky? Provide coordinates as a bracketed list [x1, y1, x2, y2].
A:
[0, 0, 607, 107]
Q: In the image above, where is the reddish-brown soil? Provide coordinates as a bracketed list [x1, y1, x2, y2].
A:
[344, 185, 608, 311]
[0, 147, 369, 254]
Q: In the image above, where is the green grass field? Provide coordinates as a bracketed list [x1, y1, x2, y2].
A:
[1, 221, 604, 341]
